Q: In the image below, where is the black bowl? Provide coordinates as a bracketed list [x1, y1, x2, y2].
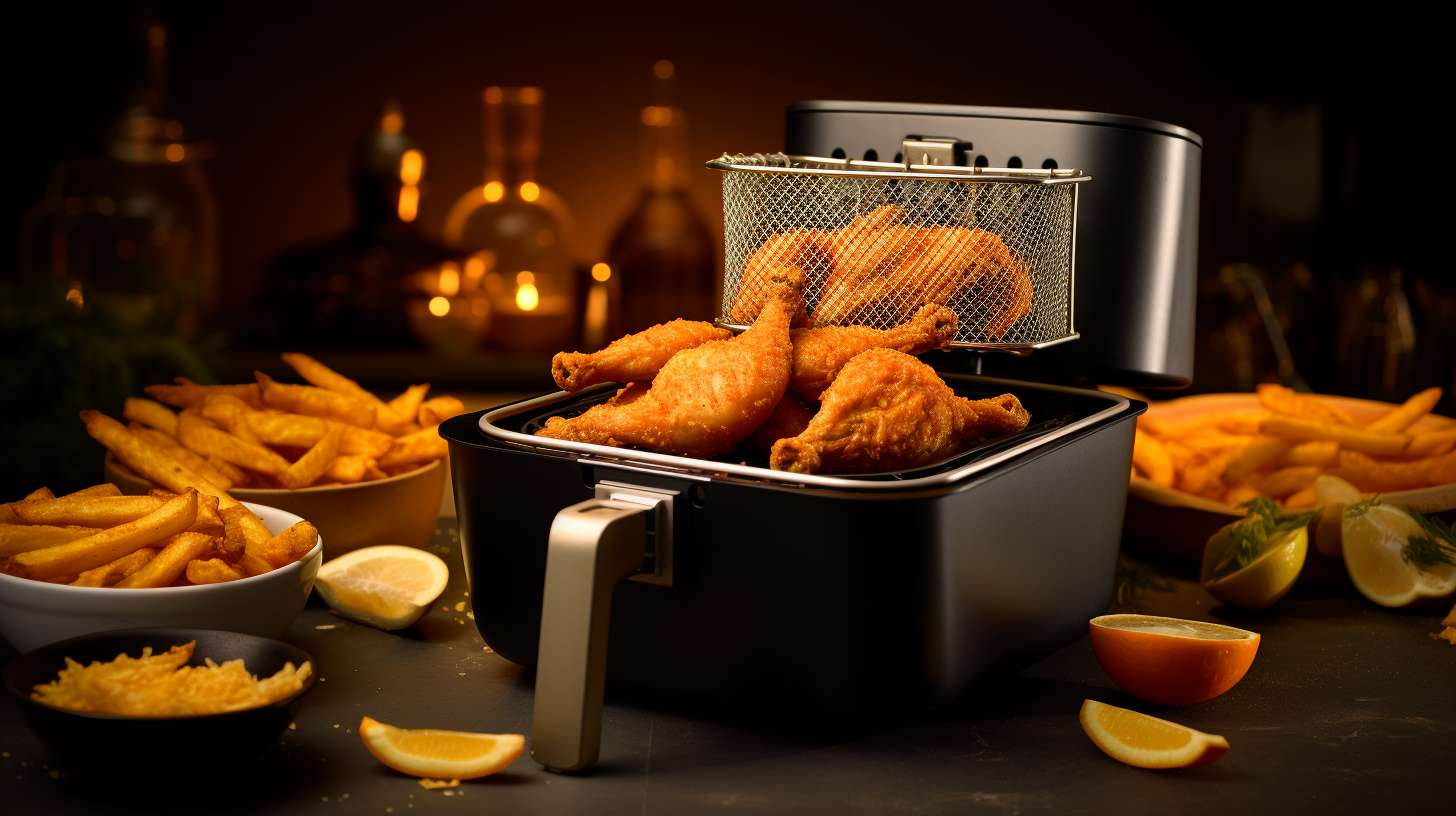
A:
[3, 627, 317, 764]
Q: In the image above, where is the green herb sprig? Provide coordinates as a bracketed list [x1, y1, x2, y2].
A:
[1403, 509, 1456, 572]
[1207, 498, 1316, 580]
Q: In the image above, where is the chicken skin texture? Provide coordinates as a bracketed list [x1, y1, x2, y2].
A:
[538, 268, 803, 459]
[747, 392, 817, 452]
[551, 320, 731, 392]
[770, 348, 1030, 474]
[789, 304, 956, 401]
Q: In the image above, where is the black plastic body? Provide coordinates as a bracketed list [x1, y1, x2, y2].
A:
[785, 101, 1201, 388]
[3, 628, 316, 764]
[444, 378, 1142, 719]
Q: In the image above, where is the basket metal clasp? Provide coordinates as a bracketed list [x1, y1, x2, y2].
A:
[901, 137, 957, 167]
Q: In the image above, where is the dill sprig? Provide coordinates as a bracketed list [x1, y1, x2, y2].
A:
[1207, 498, 1316, 580]
[1403, 509, 1456, 572]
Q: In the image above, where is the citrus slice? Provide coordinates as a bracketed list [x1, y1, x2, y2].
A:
[1343, 502, 1456, 607]
[359, 716, 524, 779]
[1089, 614, 1260, 705]
[1079, 700, 1229, 769]
[315, 545, 449, 630]
[1312, 475, 1362, 557]
[1202, 527, 1307, 609]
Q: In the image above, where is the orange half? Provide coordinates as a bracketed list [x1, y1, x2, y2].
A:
[1080, 700, 1229, 769]
[1089, 614, 1259, 705]
[359, 716, 524, 780]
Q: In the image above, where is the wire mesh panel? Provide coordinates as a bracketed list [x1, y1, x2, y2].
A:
[710, 154, 1087, 350]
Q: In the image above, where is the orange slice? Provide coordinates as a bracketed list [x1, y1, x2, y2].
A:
[1089, 614, 1259, 705]
[359, 716, 524, 780]
[1080, 700, 1229, 769]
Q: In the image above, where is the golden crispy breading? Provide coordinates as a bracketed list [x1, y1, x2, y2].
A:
[748, 393, 818, 452]
[770, 348, 1030, 474]
[728, 229, 828, 325]
[551, 320, 731, 392]
[538, 268, 803, 459]
[789, 304, 956, 401]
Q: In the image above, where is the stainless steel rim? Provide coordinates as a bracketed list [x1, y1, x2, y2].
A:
[706, 153, 1092, 185]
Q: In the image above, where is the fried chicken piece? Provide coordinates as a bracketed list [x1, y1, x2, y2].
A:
[770, 348, 1030, 474]
[789, 304, 957, 401]
[551, 320, 731, 392]
[814, 224, 1033, 339]
[538, 268, 804, 459]
[727, 230, 825, 325]
[747, 393, 817, 452]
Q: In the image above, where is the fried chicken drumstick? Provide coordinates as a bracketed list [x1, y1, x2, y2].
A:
[789, 304, 956, 401]
[551, 320, 731, 392]
[770, 348, 1030, 474]
[537, 268, 804, 459]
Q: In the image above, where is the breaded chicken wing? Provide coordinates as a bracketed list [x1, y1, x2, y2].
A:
[747, 393, 817, 452]
[551, 320, 731, 392]
[727, 230, 825, 325]
[538, 268, 804, 459]
[789, 304, 956, 401]
[770, 348, 1030, 474]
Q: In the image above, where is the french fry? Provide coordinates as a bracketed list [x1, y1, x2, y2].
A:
[1223, 437, 1291, 484]
[378, 426, 448, 469]
[364, 462, 389, 481]
[14, 495, 169, 527]
[1405, 427, 1456, 458]
[144, 379, 262, 410]
[1256, 383, 1354, 425]
[178, 414, 290, 476]
[1249, 465, 1322, 498]
[129, 425, 236, 490]
[282, 352, 411, 433]
[1430, 450, 1456, 486]
[252, 520, 319, 569]
[1214, 412, 1271, 436]
[1284, 487, 1317, 509]
[1259, 415, 1410, 456]
[1367, 387, 1442, 434]
[186, 557, 245, 585]
[123, 398, 179, 436]
[387, 384, 430, 428]
[1224, 484, 1261, 506]
[418, 396, 466, 427]
[71, 548, 157, 588]
[4, 490, 198, 581]
[244, 409, 393, 457]
[152, 491, 224, 534]
[279, 425, 343, 490]
[0, 525, 99, 558]
[1131, 430, 1174, 487]
[199, 393, 263, 444]
[61, 484, 122, 500]
[1333, 450, 1441, 493]
[82, 411, 230, 502]
[324, 454, 372, 484]
[257, 372, 375, 428]
[25, 487, 56, 501]
[116, 532, 216, 588]
[1277, 440, 1340, 468]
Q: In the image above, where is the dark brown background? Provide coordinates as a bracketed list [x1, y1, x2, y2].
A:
[2, 1, 1448, 308]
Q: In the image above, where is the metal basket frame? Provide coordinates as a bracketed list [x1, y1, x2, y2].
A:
[708, 152, 1091, 353]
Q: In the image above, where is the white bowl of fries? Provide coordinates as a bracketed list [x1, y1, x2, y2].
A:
[0, 492, 321, 653]
[85, 352, 458, 558]
[1124, 385, 1456, 564]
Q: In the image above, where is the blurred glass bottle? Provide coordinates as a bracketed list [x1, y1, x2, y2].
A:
[258, 102, 459, 348]
[606, 60, 716, 334]
[445, 87, 575, 351]
[20, 20, 219, 336]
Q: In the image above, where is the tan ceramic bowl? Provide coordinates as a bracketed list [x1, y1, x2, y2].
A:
[104, 455, 446, 559]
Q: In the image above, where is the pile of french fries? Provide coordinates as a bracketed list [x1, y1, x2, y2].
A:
[0, 484, 316, 587]
[107, 353, 464, 491]
[1133, 385, 1456, 509]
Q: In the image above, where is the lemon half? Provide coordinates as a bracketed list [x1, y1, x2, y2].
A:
[1343, 504, 1456, 607]
[315, 545, 450, 630]
[1202, 527, 1308, 609]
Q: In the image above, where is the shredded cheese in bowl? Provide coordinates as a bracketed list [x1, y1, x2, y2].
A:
[31, 641, 312, 717]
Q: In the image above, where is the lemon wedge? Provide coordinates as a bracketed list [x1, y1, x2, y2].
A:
[315, 545, 450, 630]
[1202, 527, 1308, 609]
[360, 716, 524, 779]
[1343, 502, 1456, 607]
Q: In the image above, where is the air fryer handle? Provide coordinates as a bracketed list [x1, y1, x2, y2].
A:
[531, 498, 648, 773]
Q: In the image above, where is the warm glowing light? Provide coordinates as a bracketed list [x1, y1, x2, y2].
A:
[164, 121, 183, 140]
[654, 59, 674, 80]
[397, 186, 419, 222]
[519, 181, 540, 202]
[484, 86, 504, 104]
[381, 102, 404, 135]
[465, 256, 487, 279]
[471, 298, 488, 316]
[164, 144, 185, 163]
[428, 296, 451, 317]
[65, 284, 84, 309]
[483, 181, 504, 202]
[438, 263, 460, 296]
[641, 106, 672, 127]
[399, 149, 424, 185]
[591, 262, 612, 282]
[515, 282, 540, 312]
[516, 271, 535, 285]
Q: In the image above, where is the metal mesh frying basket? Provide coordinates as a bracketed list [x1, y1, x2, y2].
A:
[708, 153, 1090, 351]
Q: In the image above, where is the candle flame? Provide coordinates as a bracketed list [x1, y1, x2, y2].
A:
[428, 296, 451, 317]
[515, 282, 540, 312]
